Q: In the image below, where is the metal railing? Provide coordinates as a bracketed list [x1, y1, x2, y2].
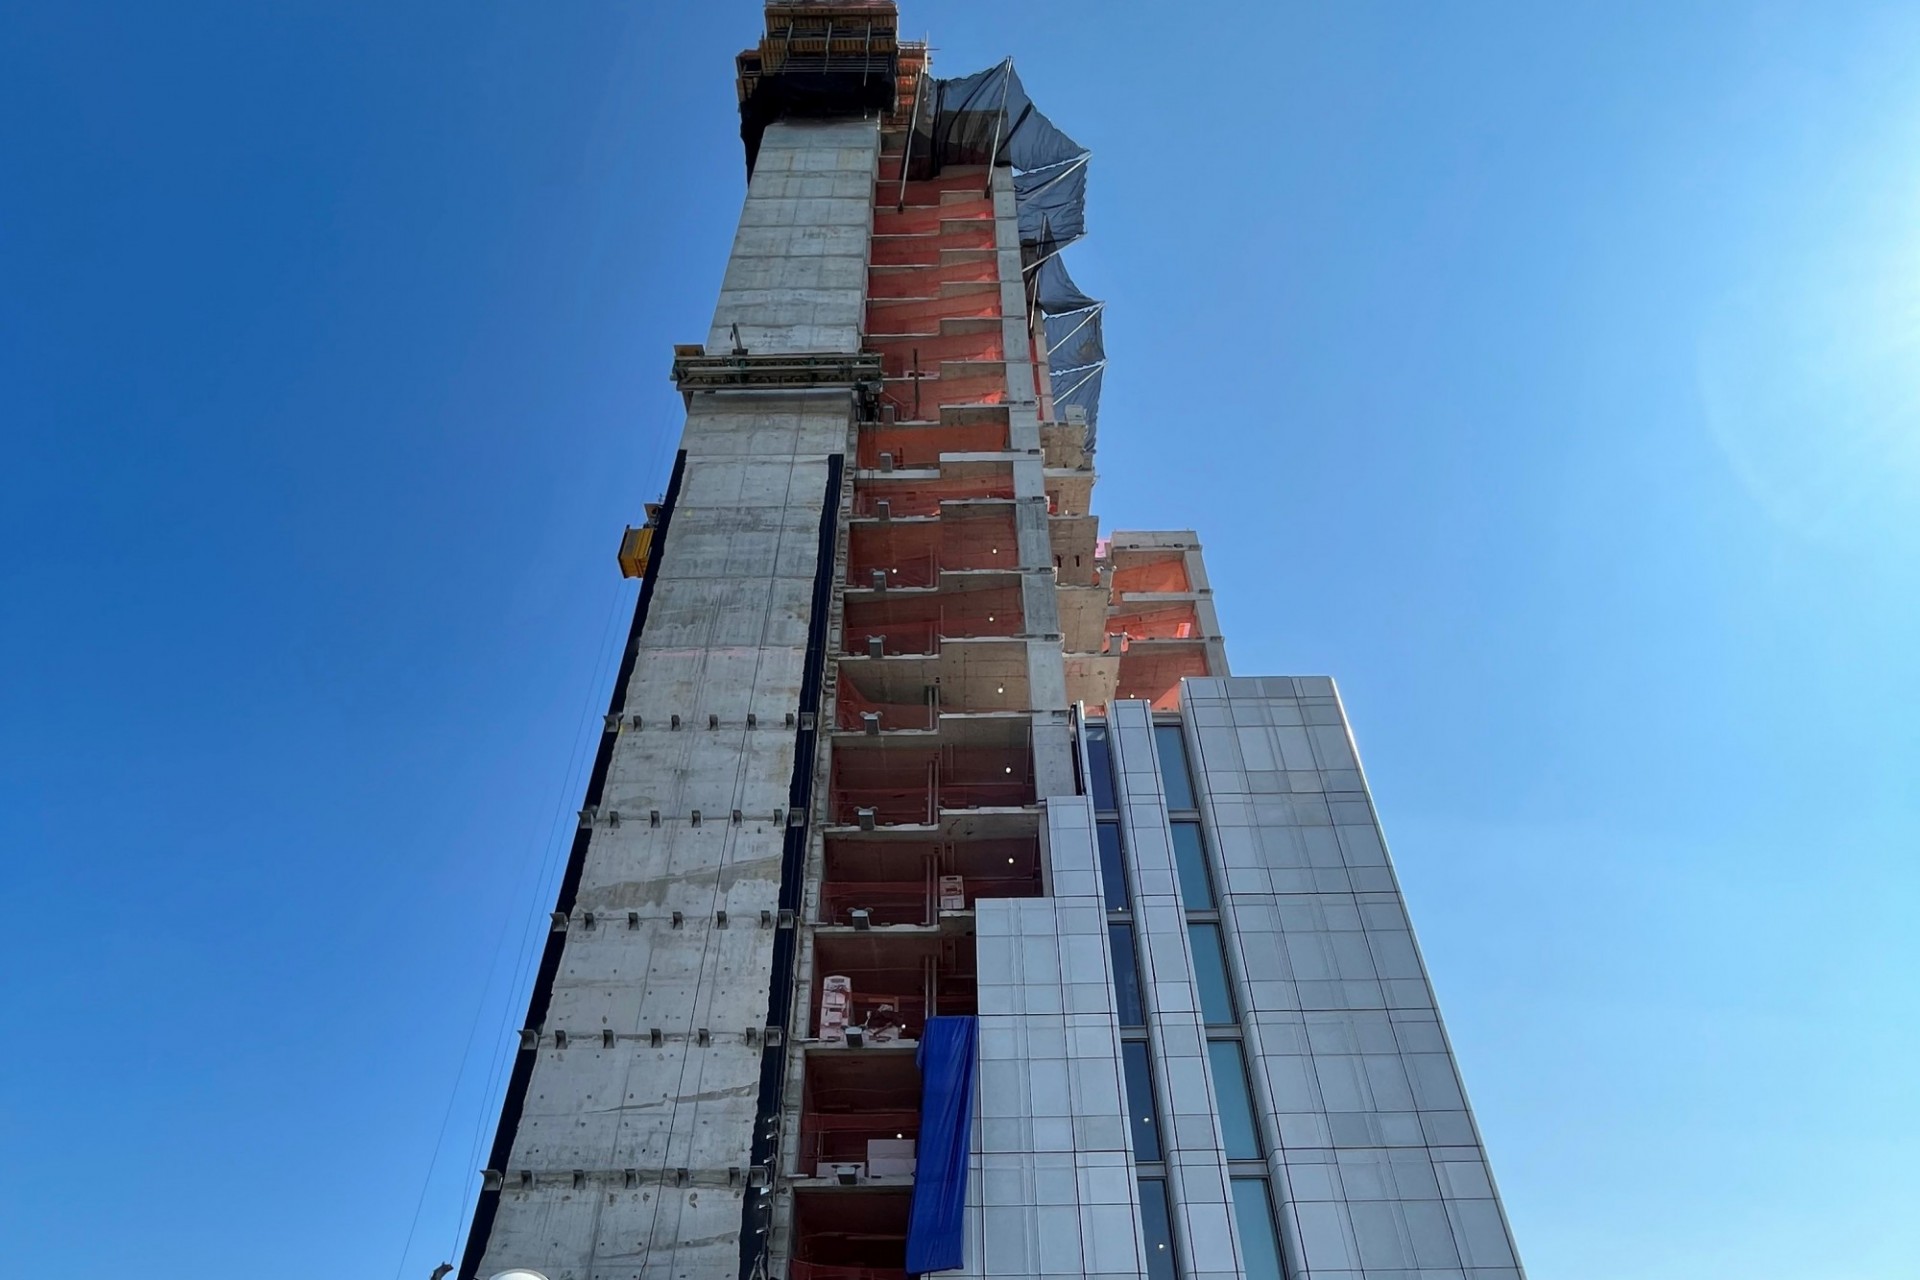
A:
[835, 680, 936, 732]
[819, 881, 934, 926]
[797, 1116, 920, 1170]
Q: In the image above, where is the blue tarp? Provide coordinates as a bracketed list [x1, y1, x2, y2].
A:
[1052, 362, 1104, 435]
[1045, 306, 1104, 371]
[1014, 157, 1087, 248]
[1034, 251, 1097, 314]
[931, 62, 1085, 173]
[904, 1016, 979, 1275]
[933, 61, 1090, 253]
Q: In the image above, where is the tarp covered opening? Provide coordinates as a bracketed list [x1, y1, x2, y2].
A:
[904, 1015, 979, 1274]
[927, 60, 1084, 173]
[1031, 252, 1105, 445]
[925, 59, 1107, 445]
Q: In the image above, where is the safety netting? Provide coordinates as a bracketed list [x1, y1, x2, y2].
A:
[1030, 239, 1103, 445]
[925, 60, 1107, 448]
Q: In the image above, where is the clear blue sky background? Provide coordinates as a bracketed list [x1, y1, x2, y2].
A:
[3, 2, 1917, 1277]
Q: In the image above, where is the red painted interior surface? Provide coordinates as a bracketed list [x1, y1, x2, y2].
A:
[791, 1188, 911, 1279]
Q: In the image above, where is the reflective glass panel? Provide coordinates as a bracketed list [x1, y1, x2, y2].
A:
[1120, 1040, 1161, 1160]
[1109, 923, 1144, 1027]
[1171, 821, 1214, 910]
[1085, 723, 1116, 811]
[1139, 1178, 1178, 1280]
[1208, 1039, 1261, 1159]
[1155, 723, 1195, 809]
[1189, 922, 1236, 1024]
[1231, 1178, 1285, 1280]
[1097, 821, 1128, 913]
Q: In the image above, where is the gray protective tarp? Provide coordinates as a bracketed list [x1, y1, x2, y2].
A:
[1034, 252, 1104, 441]
[1045, 307, 1104, 371]
[1052, 363, 1104, 434]
[931, 61, 1086, 173]
[1033, 251, 1097, 314]
[1014, 158, 1087, 249]
[937, 60, 1105, 446]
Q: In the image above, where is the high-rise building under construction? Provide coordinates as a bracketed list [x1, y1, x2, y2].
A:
[456, 5, 1526, 1279]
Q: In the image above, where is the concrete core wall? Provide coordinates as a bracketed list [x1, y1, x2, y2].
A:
[476, 117, 879, 1280]
[709, 120, 881, 357]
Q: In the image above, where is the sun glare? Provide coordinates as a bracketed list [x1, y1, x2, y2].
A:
[1698, 193, 1920, 550]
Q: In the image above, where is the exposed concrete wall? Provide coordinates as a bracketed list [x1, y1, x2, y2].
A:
[708, 120, 880, 356]
[1107, 529, 1231, 678]
[476, 115, 877, 1280]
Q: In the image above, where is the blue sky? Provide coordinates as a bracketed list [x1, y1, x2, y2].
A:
[4, 2, 1917, 1277]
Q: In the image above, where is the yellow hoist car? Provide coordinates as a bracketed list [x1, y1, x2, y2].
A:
[616, 503, 663, 579]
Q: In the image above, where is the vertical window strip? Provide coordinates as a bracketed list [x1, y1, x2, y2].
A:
[1169, 820, 1213, 910]
[1127, 717, 1285, 1280]
[1207, 1039, 1262, 1160]
[1085, 722, 1117, 811]
[1229, 1177, 1286, 1280]
[1120, 1040, 1162, 1161]
[1108, 922, 1145, 1027]
[1187, 922, 1236, 1024]
[1154, 722, 1196, 810]
[1138, 1177, 1179, 1280]
[1097, 820, 1129, 914]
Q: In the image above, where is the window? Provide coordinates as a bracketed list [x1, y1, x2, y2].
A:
[1230, 1178, 1286, 1280]
[1120, 1041, 1161, 1160]
[1097, 821, 1129, 913]
[1208, 1039, 1261, 1159]
[1170, 821, 1214, 910]
[1138, 1178, 1178, 1280]
[1085, 722, 1116, 811]
[1108, 923, 1144, 1027]
[1188, 922, 1236, 1024]
[1155, 723, 1195, 810]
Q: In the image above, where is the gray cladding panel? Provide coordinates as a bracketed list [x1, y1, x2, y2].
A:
[962, 800, 1148, 1278]
[1104, 700, 1243, 1279]
[1163, 680, 1527, 1280]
